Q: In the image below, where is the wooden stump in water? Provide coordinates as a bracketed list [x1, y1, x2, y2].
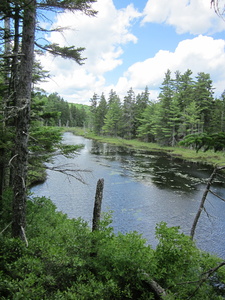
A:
[92, 178, 104, 232]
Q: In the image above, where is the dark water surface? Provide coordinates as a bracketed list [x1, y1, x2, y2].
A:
[31, 132, 225, 258]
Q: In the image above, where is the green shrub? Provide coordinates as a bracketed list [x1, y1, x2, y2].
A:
[0, 197, 225, 299]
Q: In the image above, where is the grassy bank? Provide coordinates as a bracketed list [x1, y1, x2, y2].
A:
[65, 127, 225, 168]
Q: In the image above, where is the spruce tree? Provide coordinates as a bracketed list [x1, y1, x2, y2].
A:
[122, 87, 136, 139]
[0, 0, 97, 239]
[156, 70, 175, 146]
[194, 72, 214, 133]
[103, 91, 122, 137]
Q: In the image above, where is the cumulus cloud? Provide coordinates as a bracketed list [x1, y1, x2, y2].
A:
[37, 0, 141, 103]
[116, 35, 225, 99]
[37, 0, 225, 104]
[142, 0, 225, 34]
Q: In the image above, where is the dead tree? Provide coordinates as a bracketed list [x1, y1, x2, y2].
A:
[190, 166, 225, 240]
[92, 178, 104, 232]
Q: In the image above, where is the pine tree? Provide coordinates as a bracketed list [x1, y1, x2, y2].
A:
[122, 87, 136, 139]
[89, 93, 99, 132]
[103, 91, 122, 136]
[194, 72, 214, 133]
[210, 91, 225, 133]
[134, 86, 150, 137]
[137, 101, 158, 142]
[95, 93, 108, 135]
[156, 70, 176, 146]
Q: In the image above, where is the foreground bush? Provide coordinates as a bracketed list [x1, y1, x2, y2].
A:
[0, 196, 225, 299]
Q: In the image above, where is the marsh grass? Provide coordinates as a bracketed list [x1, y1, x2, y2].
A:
[65, 127, 225, 167]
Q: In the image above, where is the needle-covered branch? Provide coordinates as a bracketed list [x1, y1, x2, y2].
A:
[37, 43, 86, 64]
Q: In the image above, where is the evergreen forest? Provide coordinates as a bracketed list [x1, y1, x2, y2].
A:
[1, 0, 225, 299]
[88, 69, 225, 151]
[31, 69, 225, 152]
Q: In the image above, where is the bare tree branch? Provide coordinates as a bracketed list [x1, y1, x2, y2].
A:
[46, 164, 91, 184]
[190, 166, 225, 239]
[211, 0, 225, 19]
[187, 261, 225, 299]
[209, 189, 225, 202]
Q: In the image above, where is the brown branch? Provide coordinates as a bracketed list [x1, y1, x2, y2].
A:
[141, 271, 167, 299]
[209, 189, 225, 202]
[187, 261, 225, 299]
[190, 167, 217, 239]
[47, 164, 91, 184]
[21, 226, 28, 247]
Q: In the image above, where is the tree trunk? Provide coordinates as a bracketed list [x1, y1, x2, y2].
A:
[12, 0, 36, 239]
[190, 167, 217, 240]
[0, 9, 11, 211]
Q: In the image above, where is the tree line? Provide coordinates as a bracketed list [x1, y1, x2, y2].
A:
[89, 69, 225, 147]
[34, 68, 225, 152]
[33, 91, 89, 127]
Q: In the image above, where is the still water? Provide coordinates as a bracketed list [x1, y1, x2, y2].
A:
[31, 132, 225, 258]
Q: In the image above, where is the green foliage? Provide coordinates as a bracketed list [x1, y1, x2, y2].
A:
[88, 70, 224, 149]
[31, 92, 89, 127]
[43, 44, 86, 65]
[29, 126, 63, 153]
[180, 132, 225, 152]
[28, 125, 84, 185]
[103, 91, 122, 136]
[0, 189, 13, 227]
[0, 197, 225, 299]
[154, 222, 225, 299]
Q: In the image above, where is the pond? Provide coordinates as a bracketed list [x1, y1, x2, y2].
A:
[31, 132, 225, 258]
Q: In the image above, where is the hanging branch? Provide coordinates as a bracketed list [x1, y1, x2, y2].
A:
[190, 166, 225, 240]
[187, 261, 225, 299]
[211, 0, 225, 19]
[47, 164, 91, 184]
[209, 189, 225, 202]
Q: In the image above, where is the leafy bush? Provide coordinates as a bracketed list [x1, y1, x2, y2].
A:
[0, 197, 225, 299]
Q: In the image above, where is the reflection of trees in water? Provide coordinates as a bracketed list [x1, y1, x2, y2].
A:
[89, 141, 225, 193]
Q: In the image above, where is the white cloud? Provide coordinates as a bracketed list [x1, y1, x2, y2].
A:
[36, 1, 225, 104]
[116, 35, 225, 99]
[142, 0, 225, 34]
[37, 0, 141, 103]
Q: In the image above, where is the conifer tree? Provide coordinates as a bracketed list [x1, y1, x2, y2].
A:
[95, 93, 108, 135]
[0, 0, 97, 239]
[103, 91, 122, 136]
[122, 87, 136, 139]
[194, 72, 214, 133]
[156, 70, 176, 146]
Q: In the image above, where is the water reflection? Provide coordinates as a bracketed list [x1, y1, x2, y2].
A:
[90, 141, 216, 193]
[31, 133, 225, 258]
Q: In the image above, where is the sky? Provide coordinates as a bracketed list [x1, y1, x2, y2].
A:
[36, 0, 225, 105]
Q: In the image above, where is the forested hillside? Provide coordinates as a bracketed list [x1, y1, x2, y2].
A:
[33, 92, 89, 127]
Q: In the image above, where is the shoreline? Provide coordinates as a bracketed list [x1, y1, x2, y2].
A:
[66, 127, 225, 168]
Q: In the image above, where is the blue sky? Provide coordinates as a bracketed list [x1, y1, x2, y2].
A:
[37, 0, 225, 104]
